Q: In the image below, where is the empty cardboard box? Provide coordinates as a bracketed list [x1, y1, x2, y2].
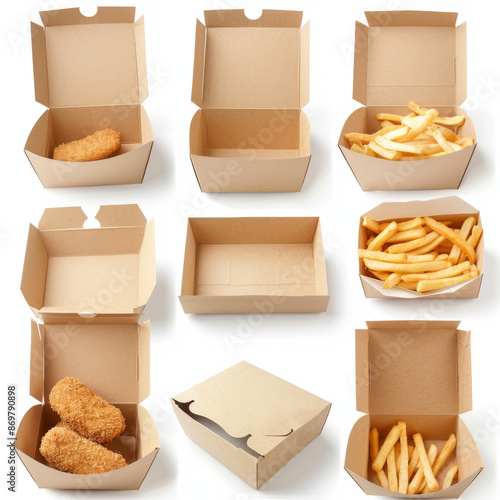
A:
[359, 196, 483, 299]
[338, 11, 476, 191]
[172, 361, 331, 489]
[190, 10, 311, 192]
[179, 217, 330, 313]
[21, 204, 156, 322]
[26, 7, 153, 188]
[16, 320, 159, 489]
[345, 321, 483, 497]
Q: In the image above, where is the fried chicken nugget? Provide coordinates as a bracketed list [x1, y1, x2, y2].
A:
[40, 427, 127, 474]
[50, 377, 125, 445]
[53, 128, 121, 162]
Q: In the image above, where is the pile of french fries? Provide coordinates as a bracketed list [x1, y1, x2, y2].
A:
[359, 215, 482, 293]
[370, 422, 458, 494]
[345, 101, 474, 160]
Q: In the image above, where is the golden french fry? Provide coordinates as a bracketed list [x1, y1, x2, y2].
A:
[358, 249, 407, 263]
[349, 139, 363, 148]
[399, 152, 448, 161]
[433, 129, 454, 153]
[375, 135, 426, 154]
[416, 271, 479, 293]
[366, 234, 375, 246]
[413, 433, 439, 493]
[386, 227, 427, 244]
[406, 235, 447, 255]
[351, 143, 368, 155]
[456, 137, 474, 148]
[368, 141, 403, 160]
[404, 109, 438, 142]
[383, 126, 409, 141]
[369, 428, 390, 489]
[448, 217, 477, 265]
[363, 259, 451, 274]
[396, 281, 418, 291]
[408, 445, 420, 478]
[458, 226, 483, 264]
[372, 425, 401, 472]
[369, 270, 391, 281]
[345, 132, 374, 142]
[416, 445, 439, 493]
[364, 144, 376, 157]
[407, 254, 436, 263]
[425, 124, 458, 142]
[380, 120, 395, 127]
[408, 101, 465, 126]
[401, 261, 471, 283]
[398, 421, 409, 494]
[408, 444, 438, 494]
[424, 217, 476, 263]
[374, 125, 404, 137]
[363, 216, 380, 234]
[387, 446, 398, 492]
[421, 434, 457, 493]
[367, 221, 398, 251]
[435, 253, 449, 261]
[442, 464, 459, 489]
[387, 231, 439, 254]
[376, 113, 407, 123]
[447, 141, 462, 152]
[383, 273, 403, 289]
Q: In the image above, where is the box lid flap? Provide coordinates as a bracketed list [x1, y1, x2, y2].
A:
[29, 321, 44, 403]
[356, 321, 472, 415]
[37, 322, 150, 404]
[193, 10, 308, 110]
[38, 207, 88, 230]
[174, 361, 329, 457]
[353, 11, 465, 106]
[362, 196, 478, 221]
[33, 7, 147, 108]
[95, 204, 147, 228]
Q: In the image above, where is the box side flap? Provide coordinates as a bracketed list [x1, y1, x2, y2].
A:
[138, 219, 156, 307]
[362, 196, 478, 221]
[31, 22, 49, 108]
[201, 24, 301, 109]
[365, 320, 462, 330]
[134, 15, 148, 103]
[21, 224, 48, 311]
[42, 324, 142, 404]
[204, 9, 302, 28]
[137, 322, 150, 403]
[38, 206, 87, 230]
[353, 21, 369, 105]
[180, 220, 197, 296]
[355, 330, 369, 414]
[30, 321, 44, 403]
[457, 330, 472, 414]
[365, 325, 462, 415]
[364, 22, 458, 106]
[15, 405, 43, 458]
[137, 405, 160, 456]
[312, 219, 328, 295]
[39, 7, 136, 27]
[174, 361, 330, 457]
[456, 417, 483, 477]
[344, 415, 370, 475]
[191, 20, 206, 108]
[95, 204, 147, 228]
[365, 11, 458, 27]
[299, 21, 310, 108]
[456, 22, 467, 105]
[188, 217, 318, 244]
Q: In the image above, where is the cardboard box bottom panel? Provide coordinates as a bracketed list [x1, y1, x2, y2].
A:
[16, 404, 159, 490]
[345, 414, 483, 498]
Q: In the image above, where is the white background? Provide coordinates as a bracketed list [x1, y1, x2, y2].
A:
[1, 0, 499, 499]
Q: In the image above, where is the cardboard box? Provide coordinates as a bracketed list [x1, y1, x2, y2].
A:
[190, 10, 311, 192]
[345, 321, 483, 498]
[338, 11, 476, 191]
[21, 204, 156, 322]
[172, 361, 331, 489]
[179, 217, 330, 313]
[25, 7, 153, 188]
[359, 196, 483, 298]
[16, 320, 159, 490]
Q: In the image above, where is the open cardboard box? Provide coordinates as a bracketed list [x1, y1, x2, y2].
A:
[26, 7, 153, 188]
[345, 321, 483, 498]
[190, 10, 311, 192]
[338, 11, 476, 191]
[359, 196, 483, 299]
[21, 204, 156, 322]
[172, 361, 331, 489]
[179, 217, 330, 313]
[16, 320, 159, 489]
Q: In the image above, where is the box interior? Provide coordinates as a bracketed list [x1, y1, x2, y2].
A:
[190, 109, 310, 159]
[181, 218, 328, 297]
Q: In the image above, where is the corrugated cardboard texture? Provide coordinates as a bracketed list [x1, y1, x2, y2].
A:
[355, 321, 472, 415]
[190, 10, 310, 192]
[358, 196, 483, 298]
[172, 361, 330, 489]
[179, 217, 330, 313]
[21, 205, 156, 319]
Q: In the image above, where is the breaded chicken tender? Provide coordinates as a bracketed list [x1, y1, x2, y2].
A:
[40, 427, 127, 474]
[50, 377, 125, 445]
[52, 128, 120, 162]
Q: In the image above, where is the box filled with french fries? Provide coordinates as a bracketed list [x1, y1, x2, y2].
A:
[358, 196, 483, 299]
[345, 321, 483, 497]
[338, 11, 476, 191]
[25, 7, 154, 188]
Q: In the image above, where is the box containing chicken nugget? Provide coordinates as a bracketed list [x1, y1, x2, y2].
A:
[25, 7, 154, 188]
[338, 11, 477, 191]
[358, 196, 484, 299]
[345, 321, 483, 497]
[16, 320, 159, 489]
[172, 361, 331, 489]
[21, 204, 156, 322]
